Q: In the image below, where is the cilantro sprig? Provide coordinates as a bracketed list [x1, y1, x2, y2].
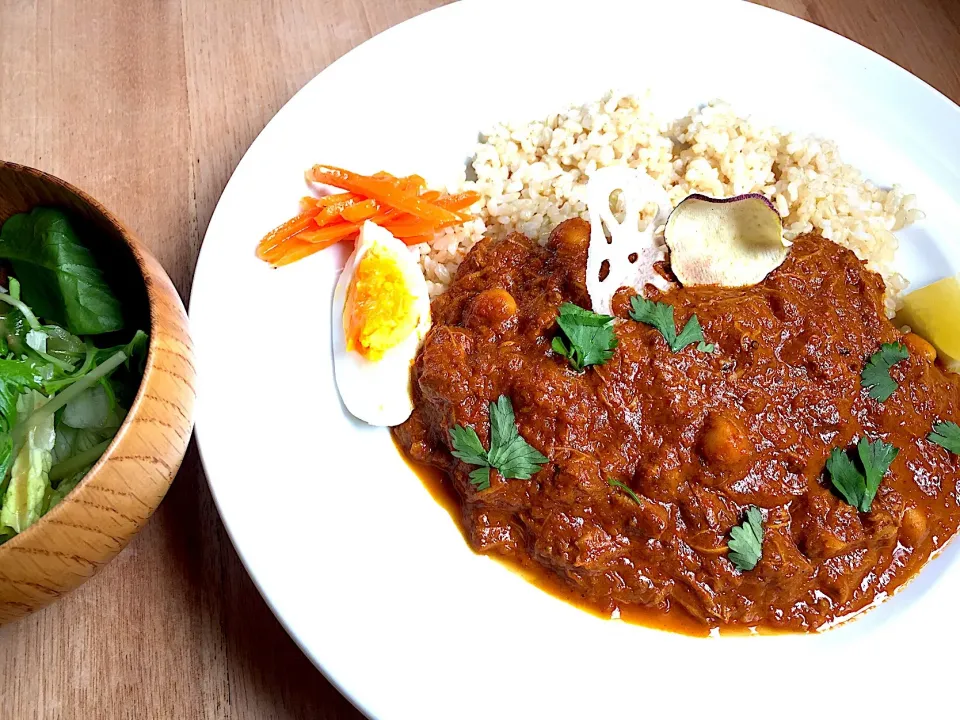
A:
[929, 421, 960, 455]
[826, 436, 899, 512]
[449, 395, 548, 491]
[727, 506, 764, 571]
[861, 343, 909, 402]
[551, 303, 618, 372]
[628, 296, 713, 353]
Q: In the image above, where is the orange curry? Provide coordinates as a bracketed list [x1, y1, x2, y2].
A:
[394, 219, 960, 632]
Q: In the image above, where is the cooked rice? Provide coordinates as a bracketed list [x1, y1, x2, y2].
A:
[413, 92, 922, 317]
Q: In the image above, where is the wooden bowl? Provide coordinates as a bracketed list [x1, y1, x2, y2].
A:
[0, 161, 195, 624]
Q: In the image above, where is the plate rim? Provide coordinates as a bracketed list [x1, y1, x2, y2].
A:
[189, 1, 960, 718]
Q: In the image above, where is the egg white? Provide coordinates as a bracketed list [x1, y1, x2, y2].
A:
[332, 222, 432, 426]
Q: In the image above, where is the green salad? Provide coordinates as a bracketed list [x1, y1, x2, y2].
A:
[0, 207, 147, 543]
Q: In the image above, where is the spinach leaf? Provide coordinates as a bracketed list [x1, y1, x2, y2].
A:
[0, 208, 124, 335]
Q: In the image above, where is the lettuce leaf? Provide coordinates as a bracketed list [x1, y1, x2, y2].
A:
[0, 434, 14, 503]
[0, 391, 56, 533]
[52, 424, 104, 466]
[62, 384, 119, 430]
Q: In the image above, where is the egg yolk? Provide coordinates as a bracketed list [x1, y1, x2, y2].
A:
[344, 244, 419, 361]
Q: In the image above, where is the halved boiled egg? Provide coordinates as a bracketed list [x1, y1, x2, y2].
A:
[332, 221, 432, 426]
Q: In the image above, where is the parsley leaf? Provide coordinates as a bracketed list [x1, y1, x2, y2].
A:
[448, 395, 548, 491]
[487, 396, 548, 480]
[673, 313, 705, 351]
[607, 477, 642, 505]
[628, 296, 711, 353]
[826, 450, 864, 510]
[858, 437, 899, 509]
[727, 506, 764, 571]
[861, 342, 909, 402]
[552, 302, 618, 372]
[448, 425, 487, 466]
[929, 421, 960, 455]
[628, 296, 674, 343]
[826, 436, 899, 511]
[468, 467, 491, 491]
[696, 340, 715, 354]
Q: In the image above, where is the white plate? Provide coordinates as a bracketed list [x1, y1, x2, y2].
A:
[191, 1, 960, 717]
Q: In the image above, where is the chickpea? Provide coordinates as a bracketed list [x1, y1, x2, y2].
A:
[699, 413, 754, 467]
[547, 217, 590, 256]
[464, 288, 518, 331]
[902, 332, 937, 363]
[900, 506, 928, 547]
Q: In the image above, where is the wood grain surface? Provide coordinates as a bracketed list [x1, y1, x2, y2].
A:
[1, 0, 958, 718]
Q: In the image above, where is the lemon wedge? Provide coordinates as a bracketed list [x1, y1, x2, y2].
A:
[895, 274, 960, 373]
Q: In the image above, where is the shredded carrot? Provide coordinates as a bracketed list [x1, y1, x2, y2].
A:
[436, 191, 481, 211]
[383, 219, 439, 238]
[400, 175, 427, 193]
[340, 198, 382, 223]
[311, 194, 362, 226]
[308, 165, 461, 226]
[270, 240, 327, 267]
[316, 191, 357, 207]
[261, 224, 359, 265]
[257, 211, 319, 259]
[260, 166, 478, 267]
[260, 234, 305, 264]
[298, 223, 361, 245]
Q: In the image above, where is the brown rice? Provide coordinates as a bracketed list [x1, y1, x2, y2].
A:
[413, 92, 922, 317]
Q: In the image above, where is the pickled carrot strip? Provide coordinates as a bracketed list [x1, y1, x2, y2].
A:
[308, 165, 460, 225]
[257, 211, 318, 259]
[341, 198, 382, 223]
[435, 191, 481, 211]
[270, 240, 326, 267]
[297, 223, 361, 245]
[316, 195, 363, 225]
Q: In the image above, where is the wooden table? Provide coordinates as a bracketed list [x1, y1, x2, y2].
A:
[0, 0, 957, 717]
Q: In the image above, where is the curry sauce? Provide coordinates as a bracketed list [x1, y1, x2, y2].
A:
[393, 219, 960, 633]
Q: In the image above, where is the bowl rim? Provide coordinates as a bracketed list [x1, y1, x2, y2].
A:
[0, 159, 165, 552]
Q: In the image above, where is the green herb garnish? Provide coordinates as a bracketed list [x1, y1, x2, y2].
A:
[628, 296, 711, 353]
[826, 437, 899, 512]
[551, 302, 618, 372]
[449, 395, 548, 491]
[861, 342, 909, 402]
[728, 506, 764, 571]
[929, 421, 960, 455]
[607, 477, 641, 505]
